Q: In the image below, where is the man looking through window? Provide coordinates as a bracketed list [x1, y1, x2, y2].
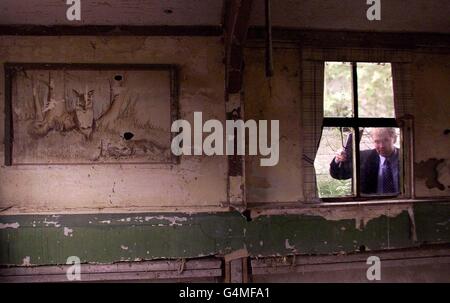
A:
[329, 128, 400, 195]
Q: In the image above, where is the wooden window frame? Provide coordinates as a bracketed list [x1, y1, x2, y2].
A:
[321, 61, 404, 202]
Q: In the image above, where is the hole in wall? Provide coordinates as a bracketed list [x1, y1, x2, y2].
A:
[114, 75, 123, 81]
[123, 132, 134, 140]
[164, 9, 173, 14]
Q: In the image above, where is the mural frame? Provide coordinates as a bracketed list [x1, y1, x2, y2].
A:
[4, 63, 180, 166]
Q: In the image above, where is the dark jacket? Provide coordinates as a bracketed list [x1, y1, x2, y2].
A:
[329, 148, 399, 195]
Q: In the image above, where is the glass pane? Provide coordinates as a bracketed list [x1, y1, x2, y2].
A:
[324, 62, 353, 118]
[359, 127, 401, 196]
[315, 127, 354, 198]
[357, 63, 395, 118]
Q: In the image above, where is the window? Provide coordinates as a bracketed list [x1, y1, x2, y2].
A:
[315, 62, 402, 199]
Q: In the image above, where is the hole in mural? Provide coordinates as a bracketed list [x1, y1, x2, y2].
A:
[164, 9, 173, 14]
[123, 132, 134, 140]
[114, 75, 123, 81]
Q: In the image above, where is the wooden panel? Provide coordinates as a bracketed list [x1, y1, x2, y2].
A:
[0, 258, 222, 283]
[0, 0, 223, 26]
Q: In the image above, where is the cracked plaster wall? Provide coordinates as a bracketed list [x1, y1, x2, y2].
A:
[0, 36, 227, 213]
[0, 37, 449, 214]
[244, 47, 450, 202]
[243, 47, 303, 203]
[413, 52, 450, 197]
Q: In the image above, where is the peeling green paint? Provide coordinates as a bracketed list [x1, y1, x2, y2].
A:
[414, 202, 450, 243]
[0, 212, 243, 265]
[0, 203, 449, 266]
[246, 211, 413, 256]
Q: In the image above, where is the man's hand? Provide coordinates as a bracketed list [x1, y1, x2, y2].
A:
[334, 148, 348, 163]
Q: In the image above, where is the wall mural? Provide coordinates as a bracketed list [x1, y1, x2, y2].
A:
[5, 64, 178, 165]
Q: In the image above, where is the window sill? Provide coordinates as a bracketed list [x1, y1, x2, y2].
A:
[247, 196, 450, 210]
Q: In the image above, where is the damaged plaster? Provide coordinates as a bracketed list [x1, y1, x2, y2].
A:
[0, 27, 449, 271]
[0, 36, 227, 213]
[144, 216, 187, 226]
[63, 227, 73, 237]
[250, 203, 412, 230]
[415, 158, 447, 190]
[21, 256, 31, 266]
[2, 206, 444, 267]
[413, 53, 450, 197]
[0, 222, 20, 229]
[244, 48, 303, 203]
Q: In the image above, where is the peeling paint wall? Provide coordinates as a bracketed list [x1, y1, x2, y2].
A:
[243, 48, 303, 203]
[244, 47, 450, 202]
[0, 36, 227, 213]
[0, 35, 449, 273]
[1, 202, 449, 266]
[413, 53, 450, 197]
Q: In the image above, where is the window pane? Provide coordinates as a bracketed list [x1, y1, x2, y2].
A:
[315, 127, 354, 198]
[324, 62, 353, 118]
[359, 127, 401, 196]
[357, 63, 395, 118]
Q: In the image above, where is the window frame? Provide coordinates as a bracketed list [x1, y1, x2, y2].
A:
[301, 47, 415, 204]
[321, 61, 401, 201]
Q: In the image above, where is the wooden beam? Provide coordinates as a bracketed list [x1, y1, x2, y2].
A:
[0, 25, 222, 36]
[247, 27, 450, 49]
[0, 258, 222, 283]
[223, 1, 253, 211]
[1, 25, 448, 50]
[224, 0, 254, 94]
[264, 0, 273, 77]
[251, 246, 450, 276]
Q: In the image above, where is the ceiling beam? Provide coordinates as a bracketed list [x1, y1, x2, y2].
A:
[2, 25, 448, 50]
[0, 25, 222, 36]
[223, 0, 253, 94]
[247, 27, 450, 49]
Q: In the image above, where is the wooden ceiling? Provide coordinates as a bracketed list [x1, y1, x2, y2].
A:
[0, 0, 449, 33]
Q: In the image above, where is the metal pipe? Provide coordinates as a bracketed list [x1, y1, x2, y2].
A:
[265, 0, 273, 77]
[409, 115, 416, 199]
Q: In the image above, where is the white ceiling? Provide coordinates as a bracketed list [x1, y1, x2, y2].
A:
[1, 0, 449, 33]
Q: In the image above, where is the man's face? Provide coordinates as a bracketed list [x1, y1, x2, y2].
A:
[372, 130, 396, 157]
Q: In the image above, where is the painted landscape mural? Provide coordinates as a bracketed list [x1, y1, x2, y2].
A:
[10, 67, 174, 164]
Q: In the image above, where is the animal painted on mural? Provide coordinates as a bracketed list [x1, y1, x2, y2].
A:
[124, 138, 167, 156]
[28, 78, 78, 138]
[21, 71, 170, 163]
[73, 88, 95, 140]
[27, 73, 96, 140]
[94, 136, 168, 161]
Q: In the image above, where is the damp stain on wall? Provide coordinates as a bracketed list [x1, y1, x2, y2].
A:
[415, 158, 448, 190]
